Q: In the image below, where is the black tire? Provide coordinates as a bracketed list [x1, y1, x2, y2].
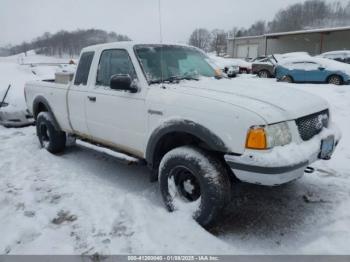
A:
[258, 70, 270, 78]
[36, 112, 66, 154]
[159, 146, 231, 228]
[281, 75, 293, 83]
[327, 75, 343, 85]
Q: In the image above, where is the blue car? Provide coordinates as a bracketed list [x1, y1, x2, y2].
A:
[276, 57, 350, 85]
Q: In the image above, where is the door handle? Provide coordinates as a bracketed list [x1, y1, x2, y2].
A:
[88, 96, 96, 102]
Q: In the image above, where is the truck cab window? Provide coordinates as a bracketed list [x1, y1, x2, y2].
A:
[74, 52, 94, 86]
[96, 49, 136, 86]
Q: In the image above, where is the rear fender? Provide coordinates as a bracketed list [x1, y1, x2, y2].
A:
[32, 96, 61, 130]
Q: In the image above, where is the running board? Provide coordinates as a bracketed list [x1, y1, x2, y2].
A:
[76, 139, 143, 165]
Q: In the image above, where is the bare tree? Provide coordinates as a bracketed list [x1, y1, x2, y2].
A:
[188, 28, 212, 52]
[210, 29, 228, 55]
[233, 0, 350, 37]
[8, 29, 131, 57]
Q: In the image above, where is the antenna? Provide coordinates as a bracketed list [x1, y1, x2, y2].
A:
[158, 0, 163, 44]
[158, 0, 164, 83]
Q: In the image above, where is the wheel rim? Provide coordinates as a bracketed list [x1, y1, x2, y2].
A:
[329, 76, 341, 85]
[260, 71, 268, 78]
[40, 123, 50, 148]
[169, 166, 201, 203]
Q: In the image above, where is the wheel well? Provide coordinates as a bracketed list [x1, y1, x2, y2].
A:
[34, 102, 48, 119]
[283, 75, 294, 82]
[151, 132, 222, 170]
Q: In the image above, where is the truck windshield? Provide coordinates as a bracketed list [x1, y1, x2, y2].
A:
[134, 45, 218, 84]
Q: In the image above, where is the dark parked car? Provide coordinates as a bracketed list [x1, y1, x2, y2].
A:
[249, 56, 267, 62]
[252, 57, 276, 78]
[253, 52, 311, 78]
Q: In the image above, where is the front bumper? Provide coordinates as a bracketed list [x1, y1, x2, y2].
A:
[225, 155, 308, 186]
[225, 126, 341, 186]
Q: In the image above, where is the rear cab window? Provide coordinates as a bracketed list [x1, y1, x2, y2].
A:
[74, 51, 95, 86]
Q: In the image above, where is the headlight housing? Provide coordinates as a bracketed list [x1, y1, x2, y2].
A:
[246, 122, 292, 150]
[266, 122, 292, 148]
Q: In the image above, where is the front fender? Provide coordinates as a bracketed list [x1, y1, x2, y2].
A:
[145, 119, 230, 169]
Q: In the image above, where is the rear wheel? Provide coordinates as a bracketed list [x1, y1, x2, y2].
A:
[328, 75, 343, 85]
[281, 75, 293, 83]
[159, 146, 231, 228]
[258, 70, 270, 78]
[36, 112, 66, 154]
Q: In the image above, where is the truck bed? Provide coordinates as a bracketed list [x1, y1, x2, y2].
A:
[25, 80, 72, 132]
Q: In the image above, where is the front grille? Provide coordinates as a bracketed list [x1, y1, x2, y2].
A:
[295, 109, 329, 141]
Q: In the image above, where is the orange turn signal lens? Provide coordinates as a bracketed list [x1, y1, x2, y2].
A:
[246, 127, 267, 150]
[214, 68, 223, 77]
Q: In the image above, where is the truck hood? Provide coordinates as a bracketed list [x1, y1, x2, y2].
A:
[174, 77, 329, 124]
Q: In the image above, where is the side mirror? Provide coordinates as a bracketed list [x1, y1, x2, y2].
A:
[319, 66, 325, 71]
[110, 74, 138, 93]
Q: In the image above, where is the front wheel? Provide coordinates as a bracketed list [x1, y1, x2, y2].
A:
[36, 112, 66, 154]
[159, 146, 231, 228]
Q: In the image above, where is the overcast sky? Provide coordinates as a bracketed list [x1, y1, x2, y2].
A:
[0, 0, 346, 46]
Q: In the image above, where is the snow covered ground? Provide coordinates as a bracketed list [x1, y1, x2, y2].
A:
[0, 54, 350, 255]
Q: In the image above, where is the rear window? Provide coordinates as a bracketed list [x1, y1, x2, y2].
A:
[74, 51, 94, 86]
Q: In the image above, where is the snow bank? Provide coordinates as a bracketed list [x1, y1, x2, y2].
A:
[0, 127, 233, 254]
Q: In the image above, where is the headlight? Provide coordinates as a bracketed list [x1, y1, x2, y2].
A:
[246, 122, 292, 150]
[266, 122, 292, 147]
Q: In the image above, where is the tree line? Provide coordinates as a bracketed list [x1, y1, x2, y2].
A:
[6, 29, 131, 57]
[189, 0, 350, 54]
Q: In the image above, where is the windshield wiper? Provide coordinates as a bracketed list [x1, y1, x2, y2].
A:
[149, 75, 199, 85]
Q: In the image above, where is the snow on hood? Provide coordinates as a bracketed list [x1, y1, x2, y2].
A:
[174, 77, 328, 124]
[280, 57, 350, 75]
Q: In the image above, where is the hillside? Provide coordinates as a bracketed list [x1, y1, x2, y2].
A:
[3, 29, 131, 58]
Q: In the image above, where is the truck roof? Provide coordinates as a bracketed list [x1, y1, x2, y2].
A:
[81, 41, 193, 52]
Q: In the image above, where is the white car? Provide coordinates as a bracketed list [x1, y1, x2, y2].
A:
[225, 58, 252, 74]
[318, 50, 350, 64]
[208, 55, 239, 77]
[24, 42, 340, 227]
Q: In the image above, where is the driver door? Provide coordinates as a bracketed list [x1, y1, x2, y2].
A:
[85, 49, 147, 156]
[302, 62, 325, 82]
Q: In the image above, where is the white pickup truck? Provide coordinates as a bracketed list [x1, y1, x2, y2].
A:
[25, 42, 340, 227]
